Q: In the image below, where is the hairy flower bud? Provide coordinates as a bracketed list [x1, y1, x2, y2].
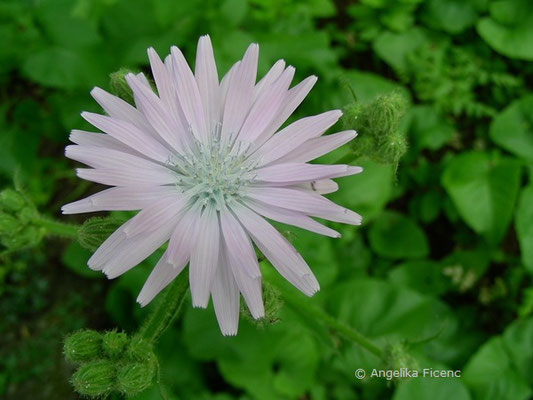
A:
[0, 188, 25, 212]
[102, 330, 129, 359]
[109, 68, 136, 105]
[77, 217, 123, 251]
[341, 91, 408, 168]
[116, 362, 157, 396]
[0, 212, 19, 234]
[241, 281, 283, 327]
[127, 337, 157, 365]
[71, 360, 116, 396]
[384, 341, 419, 377]
[64, 330, 102, 363]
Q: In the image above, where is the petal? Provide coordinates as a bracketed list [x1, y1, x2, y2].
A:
[219, 61, 240, 120]
[231, 202, 319, 296]
[255, 163, 354, 185]
[125, 73, 186, 152]
[81, 112, 174, 162]
[101, 223, 175, 279]
[69, 129, 137, 155]
[76, 167, 176, 187]
[298, 179, 339, 194]
[170, 46, 208, 142]
[195, 35, 220, 132]
[244, 186, 362, 225]
[88, 207, 180, 278]
[61, 186, 180, 214]
[254, 110, 342, 166]
[255, 75, 318, 146]
[246, 199, 340, 238]
[238, 66, 294, 144]
[147, 48, 178, 111]
[90, 87, 156, 136]
[66, 145, 175, 182]
[220, 44, 258, 140]
[136, 72, 152, 88]
[166, 204, 202, 268]
[219, 207, 261, 278]
[147, 48, 192, 144]
[223, 244, 264, 320]
[189, 205, 220, 308]
[211, 250, 240, 335]
[122, 195, 187, 237]
[253, 59, 285, 102]
[137, 250, 188, 307]
[276, 130, 357, 164]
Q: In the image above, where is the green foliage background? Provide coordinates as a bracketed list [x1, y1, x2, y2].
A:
[1, 0, 533, 399]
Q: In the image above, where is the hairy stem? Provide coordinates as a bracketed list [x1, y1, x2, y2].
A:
[34, 216, 79, 239]
[139, 272, 189, 343]
[272, 278, 383, 358]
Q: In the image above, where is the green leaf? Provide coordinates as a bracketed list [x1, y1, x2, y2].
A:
[219, 0, 248, 26]
[61, 241, 102, 279]
[340, 70, 410, 104]
[440, 250, 490, 291]
[373, 28, 427, 71]
[183, 306, 318, 400]
[394, 378, 471, 400]
[490, 95, 533, 162]
[286, 228, 338, 287]
[421, 0, 478, 34]
[501, 318, 533, 386]
[305, 0, 336, 17]
[516, 185, 533, 272]
[463, 318, 533, 400]
[389, 260, 449, 296]
[477, 0, 533, 60]
[36, 0, 101, 48]
[368, 211, 429, 259]
[327, 278, 450, 341]
[442, 152, 521, 243]
[408, 105, 454, 151]
[22, 48, 105, 90]
[330, 160, 394, 222]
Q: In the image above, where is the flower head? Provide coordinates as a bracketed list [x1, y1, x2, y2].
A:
[63, 35, 362, 335]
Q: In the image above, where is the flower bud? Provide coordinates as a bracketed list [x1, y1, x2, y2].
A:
[1, 226, 44, 250]
[77, 217, 123, 251]
[341, 102, 364, 131]
[102, 330, 128, 359]
[71, 360, 116, 396]
[116, 362, 157, 396]
[17, 206, 38, 224]
[0, 212, 19, 234]
[341, 91, 408, 167]
[0, 189, 25, 212]
[127, 337, 157, 366]
[110, 68, 136, 105]
[241, 281, 283, 327]
[64, 330, 102, 363]
[366, 92, 407, 139]
[384, 341, 419, 377]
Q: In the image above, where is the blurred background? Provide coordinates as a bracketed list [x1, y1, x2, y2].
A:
[1, 0, 533, 399]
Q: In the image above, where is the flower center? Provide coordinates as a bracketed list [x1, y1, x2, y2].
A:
[168, 127, 256, 209]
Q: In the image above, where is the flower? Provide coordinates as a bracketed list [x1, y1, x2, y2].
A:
[63, 35, 362, 335]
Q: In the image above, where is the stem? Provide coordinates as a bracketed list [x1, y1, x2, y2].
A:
[139, 272, 189, 343]
[34, 216, 79, 239]
[281, 286, 383, 358]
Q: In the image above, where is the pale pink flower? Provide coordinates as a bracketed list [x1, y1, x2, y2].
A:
[63, 35, 362, 335]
